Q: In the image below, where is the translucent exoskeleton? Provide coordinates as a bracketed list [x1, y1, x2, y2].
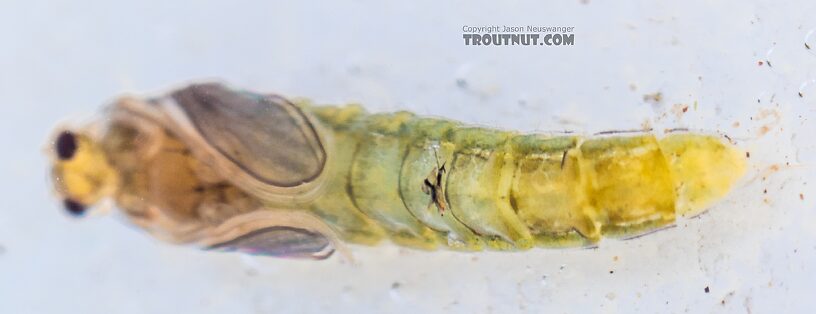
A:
[48, 82, 747, 259]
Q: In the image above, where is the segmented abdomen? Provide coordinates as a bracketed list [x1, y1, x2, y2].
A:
[303, 104, 745, 251]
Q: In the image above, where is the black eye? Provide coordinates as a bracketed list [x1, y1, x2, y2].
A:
[55, 131, 78, 160]
[63, 198, 86, 217]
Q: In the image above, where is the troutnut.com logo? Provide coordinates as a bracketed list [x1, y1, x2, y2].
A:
[462, 25, 575, 46]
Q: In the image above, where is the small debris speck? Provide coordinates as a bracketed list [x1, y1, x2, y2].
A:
[705, 286, 710, 293]
[746, 152, 751, 158]
[800, 193, 805, 200]
[807, 43, 812, 49]
[799, 92, 804, 98]
[391, 282, 401, 290]
[758, 61, 764, 66]
[643, 92, 663, 104]
[456, 79, 468, 89]
[609, 270, 614, 274]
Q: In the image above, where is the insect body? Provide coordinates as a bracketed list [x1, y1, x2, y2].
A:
[49, 83, 746, 259]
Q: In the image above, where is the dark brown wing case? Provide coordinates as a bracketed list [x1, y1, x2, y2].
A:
[208, 226, 333, 259]
[172, 83, 326, 187]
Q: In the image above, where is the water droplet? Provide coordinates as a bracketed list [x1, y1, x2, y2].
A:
[799, 79, 816, 101]
[805, 29, 816, 52]
[764, 45, 776, 68]
[389, 282, 403, 302]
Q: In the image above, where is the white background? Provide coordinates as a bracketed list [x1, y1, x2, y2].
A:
[2, 1, 815, 313]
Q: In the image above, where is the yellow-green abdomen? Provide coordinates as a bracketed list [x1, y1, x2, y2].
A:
[305, 105, 746, 251]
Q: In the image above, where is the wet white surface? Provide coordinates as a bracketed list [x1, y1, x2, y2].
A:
[1, 1, 815, 313]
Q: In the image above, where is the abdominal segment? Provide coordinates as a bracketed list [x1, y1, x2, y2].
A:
[304, 105, 745, 251]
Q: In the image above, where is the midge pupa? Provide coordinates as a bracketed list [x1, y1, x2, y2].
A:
[49, 83, 746, 259]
